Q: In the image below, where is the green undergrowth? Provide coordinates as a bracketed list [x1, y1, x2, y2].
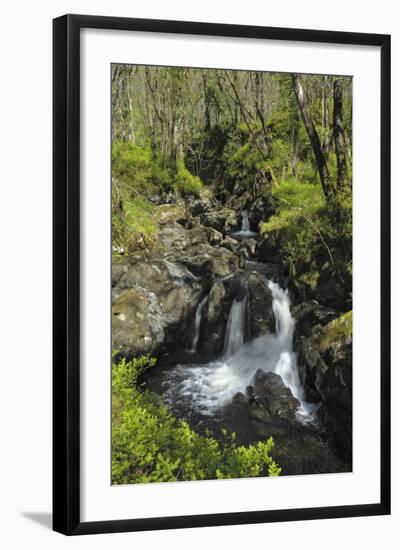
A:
[175, 159, 203, 197]
[260, 180, 352, 302]
[112, 141, 203, 252]
[112, 356, 281, 484]
[261, 179, 325, 234]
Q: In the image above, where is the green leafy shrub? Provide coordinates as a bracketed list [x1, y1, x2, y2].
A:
[112, 356, 281, 484]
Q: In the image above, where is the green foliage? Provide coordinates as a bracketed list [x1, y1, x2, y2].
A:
[175, 160, 203, 197]
[112, 195, 158, 252]
[261, 180, 352, 304]
[112, 141, 174, 195]
[261, 179, 325, 233]
[224, 126, 263, 176]
[112, 356, 281, 484]
[112, 141, 205, 251]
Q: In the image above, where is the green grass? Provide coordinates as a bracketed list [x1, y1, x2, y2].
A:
[260, 179, 325, 235]
[123, 197, 158, 238]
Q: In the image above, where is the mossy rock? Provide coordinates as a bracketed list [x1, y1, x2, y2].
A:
[319, 311, 352, 353]
[155, 204, 185, 225]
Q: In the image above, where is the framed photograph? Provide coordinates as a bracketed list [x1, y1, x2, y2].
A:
[53, 14, 391, 535]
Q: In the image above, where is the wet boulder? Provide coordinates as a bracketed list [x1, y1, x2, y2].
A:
[198, 281, 230, 356]
[182, 243, 243, 280]
[227, 371, 300, 428]
[248, 194, 275, 229]
[251, 370, 300, 421]
[238, 238, 257, 259]
[246, 272, 275, 338]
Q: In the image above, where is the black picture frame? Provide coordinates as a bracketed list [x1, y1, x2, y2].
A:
[53, 14, 391, 535]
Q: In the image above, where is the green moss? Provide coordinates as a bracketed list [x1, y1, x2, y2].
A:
[175, 160, 203, 197]
[319, 311, 352, 352]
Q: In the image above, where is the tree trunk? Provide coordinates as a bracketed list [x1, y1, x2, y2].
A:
[202, 71, 211, 132]
[322, 76, 331, 153]
[333, 79, 349, 190]
[292, 74, 334, 200]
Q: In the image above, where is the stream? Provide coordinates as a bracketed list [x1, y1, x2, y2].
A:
[143, 211, 346, 475]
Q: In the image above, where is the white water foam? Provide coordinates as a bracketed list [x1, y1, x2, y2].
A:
[162, 279, 317, 421]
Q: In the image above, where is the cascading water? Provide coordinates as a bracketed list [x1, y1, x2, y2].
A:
[234, 210, 256, 237]
[190, 295, 208, 353]
[241, 210, 251, 233]
[157, 274, 314, 421]
[223, 296, 247, 358]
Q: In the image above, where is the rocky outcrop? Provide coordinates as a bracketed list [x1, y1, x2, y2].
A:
[246, 272, 275, 338]
[247, 194, 274, 229]
[296, 311, 352, 460]
[238, 238, 257, 259]
[220, 236, 239, 253]
[200, 207, 238, 234]
[293, 300, 337, 339]
[197, 269, 275, 356]
[190, 197, 213, 216]
[112, 287, 165, 357]
[113, 258, 203, 357]
[112, 215, 247, 358]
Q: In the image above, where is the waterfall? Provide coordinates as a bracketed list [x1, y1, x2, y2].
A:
[267, 281, 304, 404]
[223, 295, 247, 358]
[241, 210, 251, 233]
[233, 210, 256, 236]
[190, 295, 208, 353]
[160, 278, 314, 420]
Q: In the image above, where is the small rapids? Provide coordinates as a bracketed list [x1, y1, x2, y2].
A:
[152, 277, 317, 422]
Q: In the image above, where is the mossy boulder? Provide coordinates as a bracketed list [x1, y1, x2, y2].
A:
[112, 287, 165, 357]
